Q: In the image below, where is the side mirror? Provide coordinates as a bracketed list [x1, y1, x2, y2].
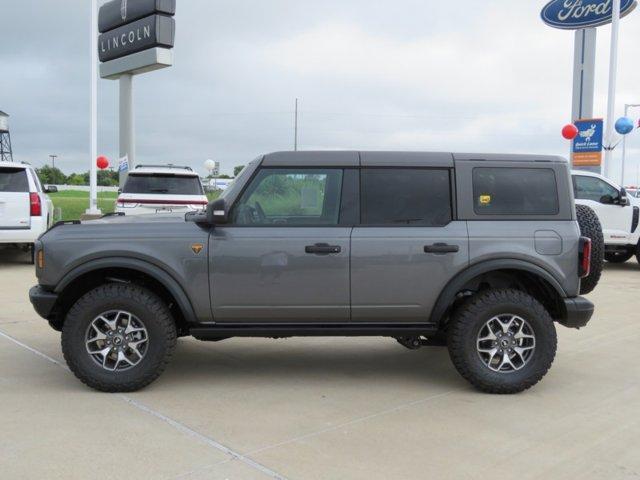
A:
[619, 188, 630, 206]
[44, 186, 58, 194]
[600, 194, 614, 205]
[206, 198, 228, 225]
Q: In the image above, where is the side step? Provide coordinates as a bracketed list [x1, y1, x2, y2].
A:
[190, 323, 439, 340]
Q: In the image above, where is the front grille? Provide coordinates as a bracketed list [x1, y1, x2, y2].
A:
[632, 206, 639, 234]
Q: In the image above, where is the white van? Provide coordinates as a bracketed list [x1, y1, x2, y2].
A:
[0, 162, 55, 259]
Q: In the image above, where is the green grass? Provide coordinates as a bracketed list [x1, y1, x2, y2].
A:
[51, 190, 220, 221]
[49, 191, 117, 221]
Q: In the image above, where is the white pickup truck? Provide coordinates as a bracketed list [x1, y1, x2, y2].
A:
[572, 170, 640, 264]
[0, 162, 56, 260]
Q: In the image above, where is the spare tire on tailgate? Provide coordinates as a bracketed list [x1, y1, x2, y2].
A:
[576, 204, 604, 295]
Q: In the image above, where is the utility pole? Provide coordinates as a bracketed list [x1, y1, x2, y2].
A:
[294, 98, 298, 151]
[621, 103, 640, 186]
[49, 154, 58, 169]
[603, 0, 621, 180]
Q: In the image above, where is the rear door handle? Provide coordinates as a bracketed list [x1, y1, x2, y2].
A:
[424, 243, 459, 254]
[305, 243, 342, 255]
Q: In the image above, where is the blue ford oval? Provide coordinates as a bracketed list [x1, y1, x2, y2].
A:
[541, 0, 637, 29]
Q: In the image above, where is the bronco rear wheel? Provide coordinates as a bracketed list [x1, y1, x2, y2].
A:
[62, 283, 177, 392]
[447, 289, 557, 394]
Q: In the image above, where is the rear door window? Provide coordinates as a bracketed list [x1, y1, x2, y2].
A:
[123, 174, 204, 195]
[360, 169, 452, 226]
[0, 168, 29, 192]
[473, 168, 559, 215]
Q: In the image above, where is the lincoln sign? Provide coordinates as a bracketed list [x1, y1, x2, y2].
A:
[541, 0, 637, 29]
[98, 0, 176, 65]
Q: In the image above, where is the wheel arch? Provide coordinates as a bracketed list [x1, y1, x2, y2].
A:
[51, 257, 198, 333]
[429, 260, 568, 327]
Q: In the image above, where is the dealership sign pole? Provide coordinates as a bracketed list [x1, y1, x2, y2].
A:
[97, 0, 176, 188]
[88, 0, 100, 214]
[541, 0, 637, 175]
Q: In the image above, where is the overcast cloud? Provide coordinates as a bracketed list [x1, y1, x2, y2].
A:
[1, 1, 639, 181]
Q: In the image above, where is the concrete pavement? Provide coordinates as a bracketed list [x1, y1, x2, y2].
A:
[1, 245, 639, 479]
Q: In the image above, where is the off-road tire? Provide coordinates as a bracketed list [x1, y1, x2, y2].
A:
[62, 283, 177, 392]
[605, 250, 634, 263]
[447, 289, 557, 394]
[576, 204, 604, 295]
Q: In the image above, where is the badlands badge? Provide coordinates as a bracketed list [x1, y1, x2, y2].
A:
[191, 243, 204, 255]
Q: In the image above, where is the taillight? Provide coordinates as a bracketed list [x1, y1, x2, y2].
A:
[579, 237, 591, 278]
[30, 192, 42, 216]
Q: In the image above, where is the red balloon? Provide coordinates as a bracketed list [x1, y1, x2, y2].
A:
[96, 156, 109, 170]
[562, 124, 579, 140]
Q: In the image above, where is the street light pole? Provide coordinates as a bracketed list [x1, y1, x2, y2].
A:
[294, 98, 298, 151]
[603, 0, 621, 180]
[622, 103, 640, 186]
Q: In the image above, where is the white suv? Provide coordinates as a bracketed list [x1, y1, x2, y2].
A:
[0, 162, 55, 258]
[116, 165, 208, 216]
[572, 170, 640, 263]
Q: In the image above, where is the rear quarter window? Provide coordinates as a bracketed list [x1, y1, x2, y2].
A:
[473, 167, 559, 215]
[0, 168, 29, 192]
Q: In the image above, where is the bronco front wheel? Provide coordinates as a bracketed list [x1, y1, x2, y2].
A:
[447, 289, 557, 394]
[61, 284, 177, 392]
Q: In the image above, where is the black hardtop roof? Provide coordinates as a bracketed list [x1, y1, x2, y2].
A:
[261, 151, 566, 167]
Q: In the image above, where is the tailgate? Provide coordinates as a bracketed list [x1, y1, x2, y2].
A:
[0, 168, 30, 229]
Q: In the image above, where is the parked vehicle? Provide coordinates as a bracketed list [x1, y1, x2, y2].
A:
[30, 152, 598, 394]
[572, 170, 640, 264]
[0, 162, 55, 261]
[115, 165, 208, 216]
[624, 187, 640, 198]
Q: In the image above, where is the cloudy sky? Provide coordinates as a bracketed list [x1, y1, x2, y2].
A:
[1, 0, 639, 181]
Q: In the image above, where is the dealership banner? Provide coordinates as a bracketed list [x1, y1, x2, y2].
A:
[572, 118, 604, 167]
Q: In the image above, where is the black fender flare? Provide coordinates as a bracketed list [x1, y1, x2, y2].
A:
[55, 257, 198, 324]
[428, 259, 567, 325]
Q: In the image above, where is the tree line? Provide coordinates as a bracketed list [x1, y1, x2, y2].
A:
[36, 165, 120, 186]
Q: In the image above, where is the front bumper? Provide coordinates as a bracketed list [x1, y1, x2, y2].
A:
[29, 285, 58, 320]
[560, 296, 594, 329]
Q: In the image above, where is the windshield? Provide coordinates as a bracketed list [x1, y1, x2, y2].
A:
[123, 174, 204, 195]
[219, 160, 256, 200]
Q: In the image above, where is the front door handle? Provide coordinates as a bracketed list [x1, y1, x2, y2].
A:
[305, 243, 342, 255]
[424, 243, 459, 254]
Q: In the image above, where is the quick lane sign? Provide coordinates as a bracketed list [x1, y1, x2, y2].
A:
[99, 0, 176, 33]
[98, 14, 175, 63]
[572, 118, 604, 167]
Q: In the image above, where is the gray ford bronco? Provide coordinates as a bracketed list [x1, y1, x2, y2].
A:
[30, 151, 600, 394]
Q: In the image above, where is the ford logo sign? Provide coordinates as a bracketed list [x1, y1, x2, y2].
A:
[541, 0, 637, 29]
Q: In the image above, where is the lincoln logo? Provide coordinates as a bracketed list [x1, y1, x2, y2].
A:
[120, 0, 128, 21]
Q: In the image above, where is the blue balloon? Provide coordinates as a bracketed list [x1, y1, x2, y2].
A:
[615, 117, 635, 135]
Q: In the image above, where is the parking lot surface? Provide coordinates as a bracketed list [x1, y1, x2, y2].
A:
[1, 246, 639, 479]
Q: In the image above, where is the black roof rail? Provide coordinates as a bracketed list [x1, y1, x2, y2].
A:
[134, 164, 193, 171]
